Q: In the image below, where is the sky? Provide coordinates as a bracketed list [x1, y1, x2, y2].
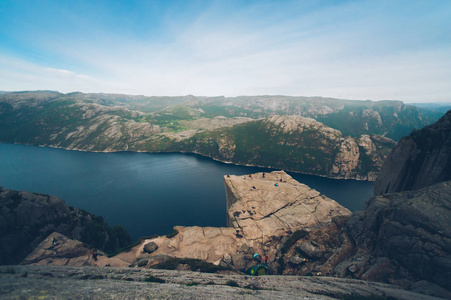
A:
[0, 0, 450, 102]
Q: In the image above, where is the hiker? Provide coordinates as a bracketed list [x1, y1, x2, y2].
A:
[249, 174, 253, 179]
[262, 172, 265, 178]
[227, 174, 230, 178]
[280, 178, 283, 182]
[92, 250, 98, 261]
[264, 255, 269, 263]
[253, 253, 261, 264]
[52, 238, 58, 246]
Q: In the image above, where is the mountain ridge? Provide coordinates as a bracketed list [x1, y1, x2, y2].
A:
[2, 90, 440, 180]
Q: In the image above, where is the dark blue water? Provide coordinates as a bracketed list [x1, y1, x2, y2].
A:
[0, 143, 373, 240]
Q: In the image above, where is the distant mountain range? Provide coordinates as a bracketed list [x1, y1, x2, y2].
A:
[0, 91, 446, 180]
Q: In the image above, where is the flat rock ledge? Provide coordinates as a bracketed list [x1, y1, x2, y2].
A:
[22, 171, 353, 274]
[0, 265, 441, 300]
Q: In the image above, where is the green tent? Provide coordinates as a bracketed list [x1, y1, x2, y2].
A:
[245, 263, 268, 276]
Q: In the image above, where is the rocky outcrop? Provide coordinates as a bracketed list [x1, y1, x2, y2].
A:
[374, 110, 451, 195]
[117, 172, 351, 273]
[0, 187, 131, 265]
[347, 181, 451, 292]
[22, 171, 352, 275]
[224, 171, 351, 244]
[22, 232, 129, 267]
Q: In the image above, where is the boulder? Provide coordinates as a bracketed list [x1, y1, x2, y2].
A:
[298, 242, 324, 259]
[143, 242, 158, 254]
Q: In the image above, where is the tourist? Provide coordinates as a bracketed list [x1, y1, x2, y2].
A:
[254, 253, 261, 264]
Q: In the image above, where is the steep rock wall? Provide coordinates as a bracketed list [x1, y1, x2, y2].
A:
[374, 110, 451, 195]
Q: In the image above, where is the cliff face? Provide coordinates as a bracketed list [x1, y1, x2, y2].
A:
[270, 180, 451, 298]
[374, 110, 451, 195]
[177, 115, 395, 180]
[0, 187, 131, 265]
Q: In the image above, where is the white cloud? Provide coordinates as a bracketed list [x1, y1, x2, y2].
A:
[0, 55, 115, 93]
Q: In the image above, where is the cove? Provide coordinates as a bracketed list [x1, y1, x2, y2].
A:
[0, 143, 373, 240]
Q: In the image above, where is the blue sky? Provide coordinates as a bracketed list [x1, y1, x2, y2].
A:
[0, 0, 450, 102]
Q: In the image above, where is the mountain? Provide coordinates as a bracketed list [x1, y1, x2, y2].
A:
[172, 115, 395, 180]
[0, 91, 443, 180]
[191, 96, 439, 141]
[374, 109, 451, 195]
[410, 102, 451, 115]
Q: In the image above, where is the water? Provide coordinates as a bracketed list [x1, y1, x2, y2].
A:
[0, 143, 374, 240]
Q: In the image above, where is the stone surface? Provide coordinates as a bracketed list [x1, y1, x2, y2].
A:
[374, 109, 451, 195]
[0, 265, 441, 300]
[225, 171, 351, 245]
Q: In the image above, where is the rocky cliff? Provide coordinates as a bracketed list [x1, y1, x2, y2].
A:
[0, 187, 131, 265]
[374, 109, 451, 195]
[22, 171, 351, 273]
[176, 115, 395, 180]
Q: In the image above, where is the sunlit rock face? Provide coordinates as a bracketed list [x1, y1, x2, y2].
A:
[224, 171, 351, 243]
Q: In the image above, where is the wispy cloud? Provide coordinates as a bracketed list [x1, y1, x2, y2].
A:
[0, 55, 114, 93]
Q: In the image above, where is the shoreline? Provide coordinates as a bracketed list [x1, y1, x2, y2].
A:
[1, 141, 375, 182]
